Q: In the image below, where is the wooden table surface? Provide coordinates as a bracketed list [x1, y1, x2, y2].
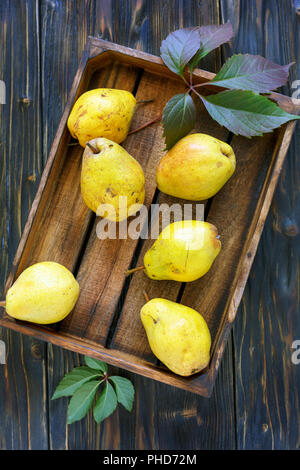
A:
[0, 0, 299, 450]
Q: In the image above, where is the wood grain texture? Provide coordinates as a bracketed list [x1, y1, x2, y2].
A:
[0, 0, 48, 449]
[145, 340, 235, 450]
[3, 37, 295, 395]
[117, 0, 235, 450]
[40, 0, 115, 449]
[39, 0, 235, 449]
[180, 131, 277, 341]
[11, 60, 140, 284]
[221, 0, 300, 450]
[60, 71, 186, 342]
[116, 1, 234, 449]
[1, 0, 298, 451]
[111, 98, 229, 360]
[39, 0, 153, 449]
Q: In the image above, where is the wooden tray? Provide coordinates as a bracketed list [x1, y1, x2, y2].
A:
[1, 38, 299, 397]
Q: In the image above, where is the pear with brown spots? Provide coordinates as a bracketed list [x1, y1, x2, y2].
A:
[67, 88, 136, 147]
[81, 138, 145, 222]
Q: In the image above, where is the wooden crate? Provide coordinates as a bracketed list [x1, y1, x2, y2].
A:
[1, 38, 299, 397]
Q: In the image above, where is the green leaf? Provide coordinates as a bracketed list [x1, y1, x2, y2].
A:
[93, 382, 117, 424]
[84, 356, 108, 373]
[189, 22, 234, 71]
[110, 376, 135, 412]
[162, 93, 196, 149]
[211, 54, 292, 93]
[51, 366, 102, 399]
[200, 89, 300, 137]
[67, 380, 101, 424]
[160, 28, 200, 76]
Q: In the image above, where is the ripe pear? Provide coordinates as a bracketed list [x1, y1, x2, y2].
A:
[141, 298, 211, 376]
[81, 138, 145, 222]
[139, 220, 221, 282]
[67, 88, 136, 147]
[156, 133, 236, 200]
[5, 262, 79, 324]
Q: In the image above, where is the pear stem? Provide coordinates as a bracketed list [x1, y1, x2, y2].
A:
[86, 142, 99, 154]
[143, 291, 150, 303]
[125, 265, 145, 276]
[136, 99, 154, 105]
[0, 301, 6, 308]
[128, 114, 161, 135]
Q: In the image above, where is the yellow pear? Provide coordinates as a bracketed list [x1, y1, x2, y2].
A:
[5, 262, 79, 324]
[67, 88, 136, 147]
[141, 298, 211, 376]
[156, 133, 236, 200]
[81, 138, 145, 222]
[131, 220, 220, 282]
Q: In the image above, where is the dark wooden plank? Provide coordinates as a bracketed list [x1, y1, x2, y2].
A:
[43, 0, 236, 449]
[1, 2, 296, 445]
[39, 0, 122, 450]
[0, 0, 48, 449]
[128, 0, 235, 450]
[47, 336, 235, 450]
[140, 341, 235, 450]
[221, 0, 300, 449]
[0, 333, 48, 450]
[144, 0, 222, 72]
[40, 0, 146, 450]
[40, 0, 98, 450]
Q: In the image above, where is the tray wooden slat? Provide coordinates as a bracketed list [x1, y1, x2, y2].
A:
[110, 101, 229, 360]
[181, 131, 277, 344]
[13, 61, 139, 278]
[60, 71, 186, 342]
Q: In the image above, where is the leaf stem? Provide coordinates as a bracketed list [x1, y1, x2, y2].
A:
[143, 291, 150, 303]
[189, 85, 203, 100]
[189, 67, 193, 87]
[128, 114, 161, 135]
[181, 73, 190, 88]
[193, 81, 212, 89]
[0, 301, 5, 308]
